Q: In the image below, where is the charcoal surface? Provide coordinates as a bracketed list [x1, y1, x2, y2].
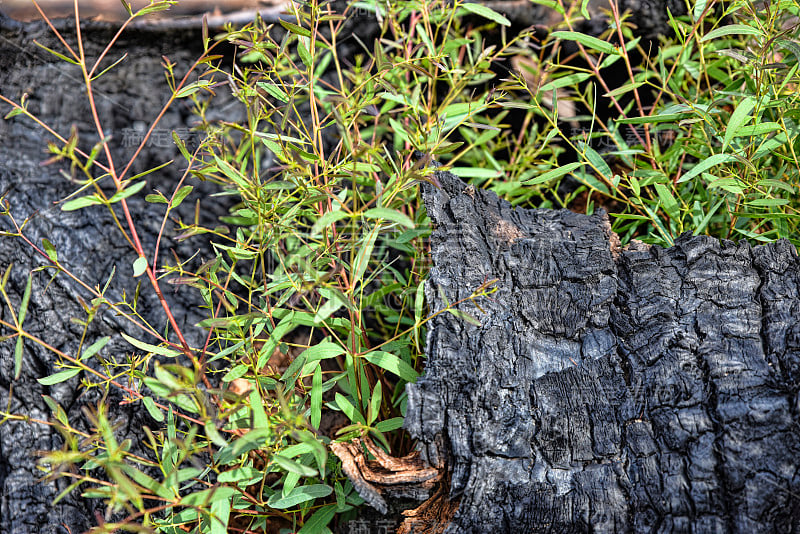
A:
[405, 170, 800, 533]
[0, 15, 236, 534]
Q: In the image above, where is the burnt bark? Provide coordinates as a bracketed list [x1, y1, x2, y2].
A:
[405, 170, 800, 533]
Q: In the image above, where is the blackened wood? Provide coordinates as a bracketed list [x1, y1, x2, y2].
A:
[405, 170, 800, 533]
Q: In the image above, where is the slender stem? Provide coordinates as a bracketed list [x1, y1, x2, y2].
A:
[0, 316, 204, 427]
[607, 0, 653, 155]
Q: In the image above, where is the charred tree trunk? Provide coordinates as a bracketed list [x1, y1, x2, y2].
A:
[404, 170, 800, 533]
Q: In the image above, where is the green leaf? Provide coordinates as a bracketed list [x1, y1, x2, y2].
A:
[413, 280, 425, 351]
[222, 364, 248, 383]
[34, 40, 79, 64]
[297, 37, 313, 69]
[603, 81, 646, 99]
[451, 167, 503, 179]
[142, 396, 164, 422]
[16, 274, 32, 323]
[757, 179, 795, 194]
[723, 96, 756, 152]
[14, 337, 23, 381]
[109, 179, 147, 203]
[298, 504, 337, 533]
[334, 393, 365, 425]
[777, 39, 800, 65]
[617, 113, 691, 124]
[311, 365, 322, 429]
[363, 351, 418, 383]
[352, 224, 380, 288]
[447, 307, 482, 326]
[311, 208, 350, 236]
[279, 19, 312, 37]
[582, 144, 612, 181]
[4, 107, 25, 119]
[272, 454, 318, 477]
[281, 342, 346, 383]
[214, 156, 250, 189]
[752, 132, 789, 160]
[205, 420, 229, 448]
[180, 487, 236, 507]
[579, 0, 591, 18]
[460, 3, 511, 26]
[298, 433, 328, 478]
[654, 183, 679, 221]
[374, 417, 404, 432]
[80, 336, 110, 361]
[707, 176, 745, 194]
[120, 0, 133, 17]
[249, 388, 269, 429]
[61, 195, 103, 211]
[123, 464, 172, 500]
[14, 275, 32, 380]
[746, 198, 789, 207]
[368, 381, 382, 425]
[693, 0, 709, 21]
[120, 332, 182, 357]
[314, 287, 352, 325]
[37, 367, 81, 385]
[210, 491, 231, 534]
[145, 192, 169, 204]
[256, 82, 290, 103]
[171, 185, 193, 208]
[174, 79, 213, 99]
[733, 121, 781, 137]
[132, 256, 148, 277]
[42, 238, 58, 263]
[539, 72, 592, 92]
[676, 153, 738, 183]
[530, 0, 565, 16]
[215, 428, 270, 465]
[281, 443, 314, 458]
[388, 118, 412, 146]
[692, 198, 726, 236]
[701, 24, 763, 42]
[523, 162, 583, 185]
[433, 141, 464, 154]
[134, 1, 174, 16]
[551, 31, 616, 55]
[363, 207, 415, 229]
[266, 484, 332, 509]
[217, 467, 262, 484]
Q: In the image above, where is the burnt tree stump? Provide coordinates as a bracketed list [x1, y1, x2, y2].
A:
[404, 170, 800, 533]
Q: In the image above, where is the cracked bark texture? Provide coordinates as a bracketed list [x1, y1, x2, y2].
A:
[405, 170, 800, 533]
[0, 15, 237, 534]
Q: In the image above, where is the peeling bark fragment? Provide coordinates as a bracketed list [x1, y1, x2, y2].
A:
[405, 170, 800, 533]
[331, 438, 442, 515]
